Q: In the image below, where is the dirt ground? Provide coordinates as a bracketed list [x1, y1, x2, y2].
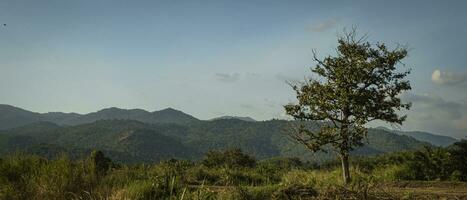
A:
[384, 181, 467, 199]
[193, 181, 467, 199]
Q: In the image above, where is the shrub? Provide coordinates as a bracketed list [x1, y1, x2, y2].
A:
[90, 150, 113, 179]
[185, 165, 222, 185]
[281, 170, 317, 187]
[202, 149, 256, 168]
[124, 176, 182, 200]
[372, 164, 416, 181]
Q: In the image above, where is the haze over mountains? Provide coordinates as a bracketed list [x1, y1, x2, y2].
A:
[209, 116, 257, 122]
[0, 104, 458, 163]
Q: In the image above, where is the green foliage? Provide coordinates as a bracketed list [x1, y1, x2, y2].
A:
[202, 148, 256, 168]
[371, 164, 414, 181]
[258, 157, 304, 170]
[353, 141, 467, 182]
[90, 150, 113, 179]
[0, 153, 98, 200]
[0, 146, 466, 199]
[124, 177, 182, 200]
[448, 140, 467, 181]
[284, 29, 412, 152]
[284, 29, 412, 183]
[0, 119, 431, 165]
[281, 170, 318, 187]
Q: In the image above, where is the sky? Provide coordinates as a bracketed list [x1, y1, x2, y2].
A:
[0, 0, 466, 138]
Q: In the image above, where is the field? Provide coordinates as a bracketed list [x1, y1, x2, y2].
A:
[1, 146, 466, 200]
[384, 181, 467, 199]
[182, 182, 467, 199]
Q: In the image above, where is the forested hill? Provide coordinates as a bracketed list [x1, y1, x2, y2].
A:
[0, 104, 198, 129]
[0, 116, 432, 163]
[0, 104, 457, 142]
[0, 104, 457, 163]
[373, 126, 458, 147]
[394, 130, 458, 147]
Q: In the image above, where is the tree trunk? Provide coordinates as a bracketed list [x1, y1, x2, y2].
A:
[341, 153, 351, 184]
[340, 109, 351, 184]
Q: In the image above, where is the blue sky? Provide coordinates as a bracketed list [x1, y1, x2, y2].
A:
[1, 0, 466, 138]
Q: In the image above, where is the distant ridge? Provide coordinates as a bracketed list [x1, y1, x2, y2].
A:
[0, 119, 431, 163]
[0, 104, 198, 129]
[0, 104, 457, 149]
[375, 126, 458, 147]
[0, 104, 42, 130]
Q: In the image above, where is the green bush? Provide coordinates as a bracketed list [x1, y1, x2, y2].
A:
[202, 149, 256, 168]
[125, 176, 182, 200]
[372, 164, 416, 181]
[281, 170, 317, 187]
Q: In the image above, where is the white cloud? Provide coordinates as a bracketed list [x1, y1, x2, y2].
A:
[454, 116, 467, 130]
[240, 104, 255, 109]
[431, 69, 467, 85]
[401, 93, 467, 138]
[214, 73, 240, 83]
[403, 93, 463, 119]
[308, 18, 340, 32]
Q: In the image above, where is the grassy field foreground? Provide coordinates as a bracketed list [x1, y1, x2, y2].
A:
[1, 148, 466, 200]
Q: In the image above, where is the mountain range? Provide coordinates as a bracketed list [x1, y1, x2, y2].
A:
[0, 104, 198, 129]
[0, 104, 458, 163]
[373, 126, 458, 147]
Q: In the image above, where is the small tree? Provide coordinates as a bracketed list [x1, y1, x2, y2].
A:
[284, 29, 411, 184]
[90, 150, 112, 179]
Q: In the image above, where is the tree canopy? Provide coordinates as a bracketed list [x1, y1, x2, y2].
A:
[285, 29, 412, 183]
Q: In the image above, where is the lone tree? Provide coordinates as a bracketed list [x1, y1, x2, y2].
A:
[284, 29, 411, 184]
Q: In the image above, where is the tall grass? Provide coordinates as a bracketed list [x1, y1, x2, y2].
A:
[1, 147, 465, 199]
